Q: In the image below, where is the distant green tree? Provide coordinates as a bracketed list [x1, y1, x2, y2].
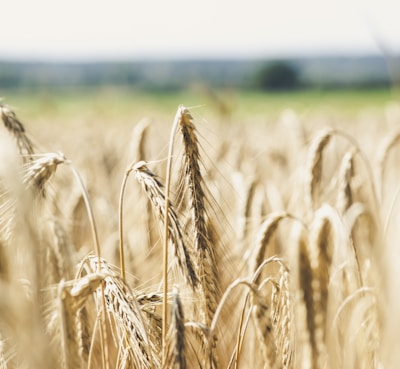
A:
[255, 61, 299, 90]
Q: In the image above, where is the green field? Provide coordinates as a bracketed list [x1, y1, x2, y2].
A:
[1, 87, 397, 125]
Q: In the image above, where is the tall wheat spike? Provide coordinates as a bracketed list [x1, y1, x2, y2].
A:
[176, 105, 219, 327]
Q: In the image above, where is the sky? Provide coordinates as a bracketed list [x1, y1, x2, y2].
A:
[0, 0, 399, 61]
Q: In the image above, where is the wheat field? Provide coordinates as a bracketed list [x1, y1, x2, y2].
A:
[0, 96, 400, 369]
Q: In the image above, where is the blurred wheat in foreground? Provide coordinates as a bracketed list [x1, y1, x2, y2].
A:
[0, 100, 399, 369]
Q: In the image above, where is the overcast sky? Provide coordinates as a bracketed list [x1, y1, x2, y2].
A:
[0, 0, 399, 61]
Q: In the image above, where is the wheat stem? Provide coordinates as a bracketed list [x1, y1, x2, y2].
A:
[118, 167, 131, 281]
[162, 106, 183, 365]
[66, 162, 109, 369]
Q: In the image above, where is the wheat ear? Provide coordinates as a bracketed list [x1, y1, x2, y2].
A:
[23, 152, 66, 196]
[177, 105, 219, 326]
[307, 206, 336, 368]
[305, 128, 333, 214]
[132, 160, 198, 289]
[129, 117, 150, 163]
[57, 272, 107, 369]
[129, 118, 157, 250]
[86, 256, 160, 369]
[0, 103, 35, 160]
[237, 179, 257, 246]
[298, 228, 317, 369]
[250, 211, 288, 280]
[336, 149, 356, 214]
[45, 219, 75, 284]
[271, 265, 293, 369]
[377, 129, 400, 200]
[164, 286, 186, 369]
[252, 278, 278, 368]
[0, 239, 9, 282]
[58, 280, 89, 369]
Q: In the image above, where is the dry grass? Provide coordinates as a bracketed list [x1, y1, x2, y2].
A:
[0, 98, 399, 369]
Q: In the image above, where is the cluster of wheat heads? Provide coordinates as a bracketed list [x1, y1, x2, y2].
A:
[0, 101, 399, 369]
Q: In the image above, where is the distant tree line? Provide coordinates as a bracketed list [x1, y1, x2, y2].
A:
[0, 57, 396, 92]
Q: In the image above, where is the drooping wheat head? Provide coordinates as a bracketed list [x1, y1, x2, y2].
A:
[132, 160, 198, 290]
